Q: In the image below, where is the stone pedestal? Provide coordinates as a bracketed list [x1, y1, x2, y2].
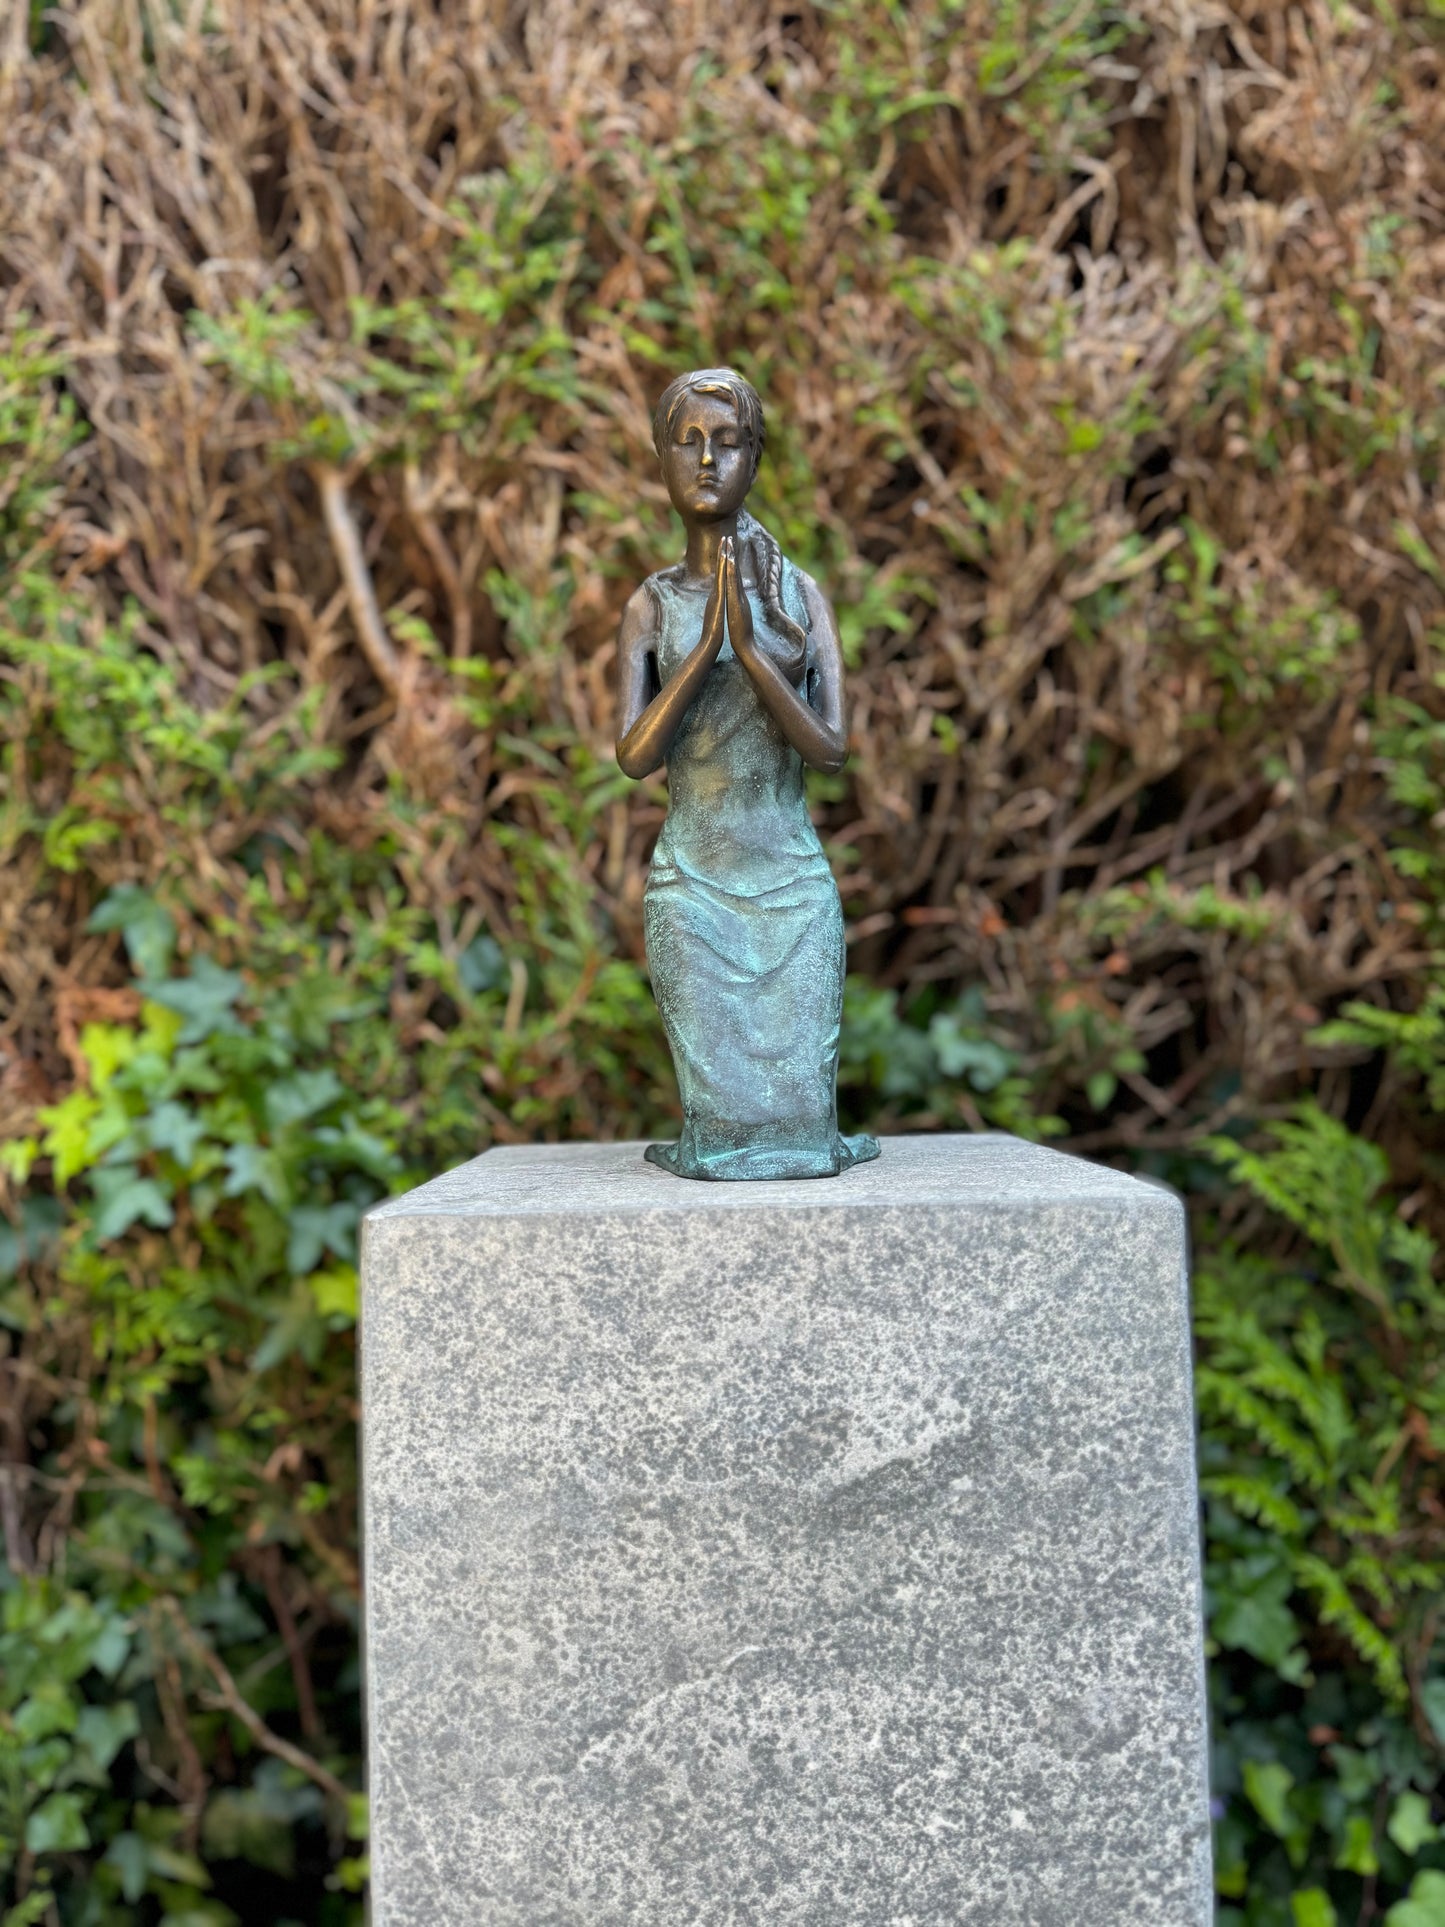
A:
[359, 1134, 1212, 1926]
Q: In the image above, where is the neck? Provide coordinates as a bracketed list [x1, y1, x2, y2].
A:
[683, 514, 740, 585]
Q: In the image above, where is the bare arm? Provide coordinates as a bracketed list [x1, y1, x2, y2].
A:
[615, 549, 726, 779]
[723, 546, 849, 775]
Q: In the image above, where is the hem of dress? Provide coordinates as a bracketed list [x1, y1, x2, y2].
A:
[644, 1132, 881, 1183]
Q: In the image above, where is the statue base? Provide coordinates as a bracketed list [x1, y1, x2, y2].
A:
[359, 1134, 1211, 1925]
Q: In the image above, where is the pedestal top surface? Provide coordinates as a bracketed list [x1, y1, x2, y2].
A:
[366, 1130, 1177, 1222]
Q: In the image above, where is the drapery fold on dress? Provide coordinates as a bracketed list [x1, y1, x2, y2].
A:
[642, 561, 880, 1181]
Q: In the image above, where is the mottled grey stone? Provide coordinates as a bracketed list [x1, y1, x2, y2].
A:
[360, 1134, 1212, 1926]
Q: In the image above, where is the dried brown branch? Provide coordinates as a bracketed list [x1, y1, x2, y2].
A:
[159, 1598, 350, 1810]
[314, 463, 404, 697]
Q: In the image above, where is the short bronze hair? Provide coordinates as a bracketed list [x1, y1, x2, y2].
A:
[651, 367, 765, 479]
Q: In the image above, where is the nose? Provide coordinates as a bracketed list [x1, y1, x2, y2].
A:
[699, 439, 715, 469]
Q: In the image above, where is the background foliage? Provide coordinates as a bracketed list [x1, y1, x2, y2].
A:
[1, 0, 1443, 1920]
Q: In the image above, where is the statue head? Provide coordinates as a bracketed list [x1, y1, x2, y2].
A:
[652, 367, 763, 524]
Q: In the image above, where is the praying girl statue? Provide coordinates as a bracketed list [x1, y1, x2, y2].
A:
[616, 367, 881, 1181]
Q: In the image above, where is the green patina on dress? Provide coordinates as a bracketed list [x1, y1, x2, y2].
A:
[643, 558, 881, 1180]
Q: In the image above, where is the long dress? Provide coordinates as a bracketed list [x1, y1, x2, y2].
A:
[642, 556, 881, 1181]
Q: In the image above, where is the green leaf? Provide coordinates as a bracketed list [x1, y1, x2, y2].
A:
[1243, 1758, 1294, 1837]
[25, 1790, 90, 1853]
[75, 1700, 140, 1772]
[1421, 1678, 1445, 1746]
[201, 1788, 296, 1877]
[146, 1842, 213, 1886]
[309, 1263, 358, 1320]
[0, 1197, 62, 1281]
[458, 933, 507, 992]
[147, 1100, 207, 1167]
[928, 1013, 1014, 1091]
[250, 1283, 326, 1371]
[1329, 1745, 1380, 1804]
[0, 1136, 38, 1186]
[4, 1893, 57, 1927]
[1389, 1790, 1440, 1856]
[104, 1831, 149, 1903]
[79, 1022, 137, 1091]
[265, 1069, 344, 1131]
[1334, 1811, 1379, 1875]
[13, 1682, 77, 1742]
[88, 884, 177, 980]
[90, 1615, 132, 1679]
[1292, 1893, 1338, 1927]
[1212, 1584, 1305, 1674]
[91, 1165, 175, 1240]
[1086, 1069, 1116, 1110]
[40, 1089, 103, 1185]
[142, 957, 245, 1043]
[286, 1200, 360, 1272]
[222, 1141, 288, 1208]
[1387, 1870, 1445, 1927]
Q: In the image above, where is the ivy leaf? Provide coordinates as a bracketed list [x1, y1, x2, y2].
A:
[1329, 1744, 1379, 1804]
[143, 1839, 214, 1887]
[222, 1142, 288, 1209]
[287, 1200, 360, 1273]
[1292, 1893, 1338, 1927]
[14, 1682, 77, 1742]
[1421, 1679, 1445, 1747]
[458, 933, 507, 993]
[250, 1286, 325, 1372]
[5, 1891, 58, 1926]
[103, 1831, 149, 1903]
[89, 1615, 131, 1679]
[88, 884, 176, 980]
[1335, 1812, 1379, 1875]
[1386, 1871, 1445, 1927]
[141, 957, 245, 1043]
[265, 1069, 344, 1131]
[75, 1701, 140, 1773]
[1243, 1759, 1294, 1837]
[25, 1790, 90, 1853]
[0, 1197, 63, 1281]
[1212, 1580, 1306, 1676]
[202, 1787, 297, 1877]
[929, 1014, 1014, 1091]
[311, 1124, 400, 1182]
[40, 1089, 103, 1185]
[79, 1022, 137, 1091]
[1389, 1791, 1440, 1856]
[91, 1165, 174, 1240]
[1086, 1069, 1117, 1111]
[147, 1100, 207, 1168]
[309, 1264, 358, 1321]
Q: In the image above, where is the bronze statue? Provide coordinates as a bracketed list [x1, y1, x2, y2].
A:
[616, 368, 880, 1180]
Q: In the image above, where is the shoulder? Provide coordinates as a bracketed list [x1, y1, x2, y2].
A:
[784, 559, 822, 602]
[637, 565, 688, 614]
[783, 561, 835, 628]
[618, 576, 666, 641]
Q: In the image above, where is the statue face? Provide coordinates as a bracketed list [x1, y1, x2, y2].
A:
[659, 389, 753, 523]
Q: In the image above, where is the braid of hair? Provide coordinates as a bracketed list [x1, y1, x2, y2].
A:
[737, 508, 808, 650]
